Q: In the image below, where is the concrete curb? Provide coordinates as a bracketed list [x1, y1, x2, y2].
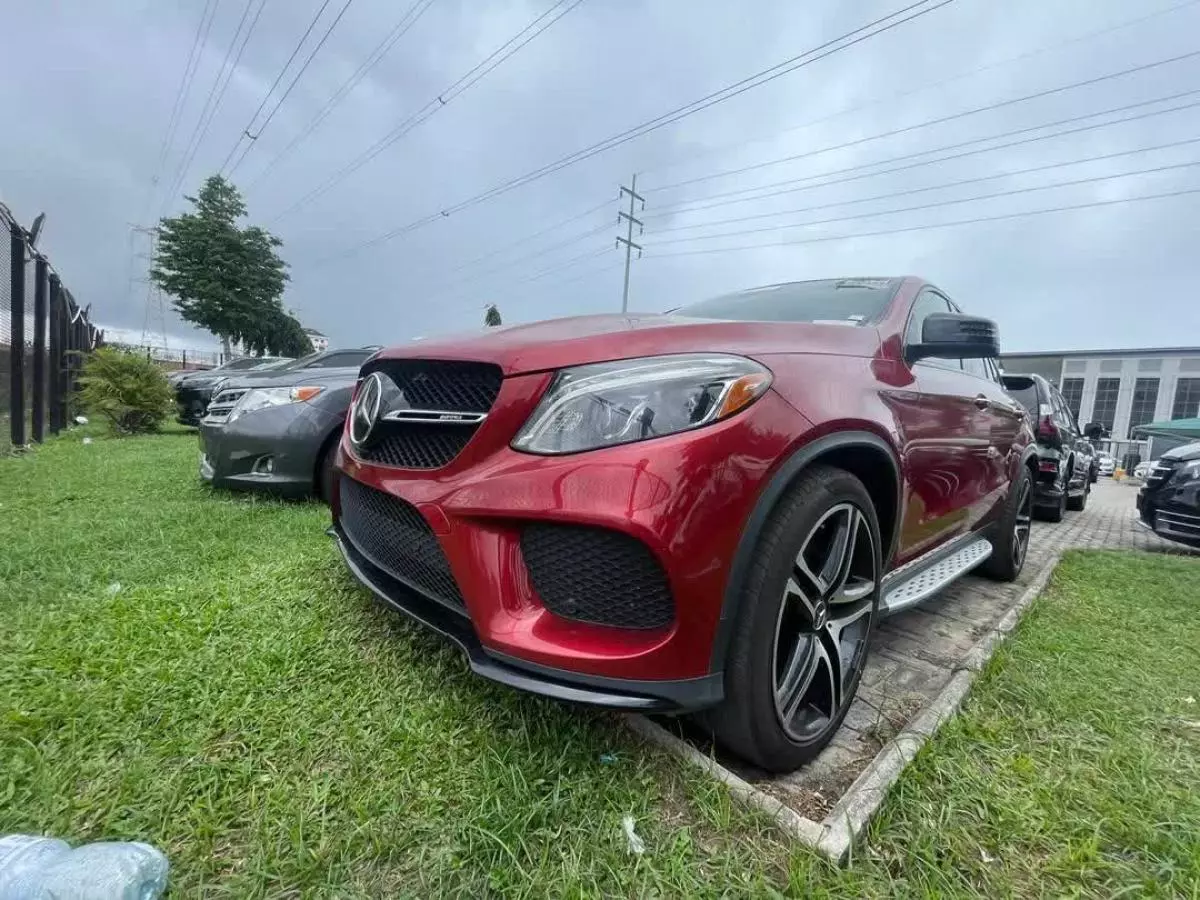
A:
[625, 551, 1063, 862]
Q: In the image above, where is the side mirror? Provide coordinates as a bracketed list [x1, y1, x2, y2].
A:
[906, 312, 1000, 364]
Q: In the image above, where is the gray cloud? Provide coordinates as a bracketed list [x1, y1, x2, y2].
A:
[2, 0, 1198, 354]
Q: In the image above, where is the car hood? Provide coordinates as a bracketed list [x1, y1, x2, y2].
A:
[217, 366, 361, 391]
[378, 313, 879, 375]
[1161, 440, 1200, 462]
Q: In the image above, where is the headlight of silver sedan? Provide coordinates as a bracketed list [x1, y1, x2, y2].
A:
[512, 354, 771, 455]
[228, 386, 324, 423]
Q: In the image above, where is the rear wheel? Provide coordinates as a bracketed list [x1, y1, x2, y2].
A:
[1067, 481, 1089, 511]
[1036, 487, 1065, 523]
[704, 466, 881, 773]
[316, 437, 338, 502]
[980, 464, 1033, 582]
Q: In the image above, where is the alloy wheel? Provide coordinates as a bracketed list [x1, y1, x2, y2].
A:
[772, 503, 877, 743]
[1013, 479, 1032, 568]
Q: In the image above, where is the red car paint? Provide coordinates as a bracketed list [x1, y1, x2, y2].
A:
[333, 276, 1031, 687]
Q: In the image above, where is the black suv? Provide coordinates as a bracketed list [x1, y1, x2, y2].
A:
[1137, 441, 1200, 547]
[1002, 373, 1096, 520]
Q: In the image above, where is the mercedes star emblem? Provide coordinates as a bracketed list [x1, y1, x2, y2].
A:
[349, 372, 385, 447]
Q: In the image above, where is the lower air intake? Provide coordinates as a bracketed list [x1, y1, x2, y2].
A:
[521, 524, 674, 630]
[339, 475, 465, 611]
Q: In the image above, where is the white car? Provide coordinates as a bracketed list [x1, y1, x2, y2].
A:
[1096, 454, 1116, 476]
[1134, 459, 1156, 479]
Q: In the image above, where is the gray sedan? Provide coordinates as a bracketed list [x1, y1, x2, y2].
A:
[197, 349, 376, 499]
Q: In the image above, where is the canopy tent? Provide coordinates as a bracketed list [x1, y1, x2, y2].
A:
[1131, 418, 1200, 458]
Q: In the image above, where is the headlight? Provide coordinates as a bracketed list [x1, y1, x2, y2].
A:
[228, 386, 324, 423]
[1178, 459, 1200, 481]
[512, 354, 771, 455]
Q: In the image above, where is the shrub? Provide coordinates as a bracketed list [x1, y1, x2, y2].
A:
[78, 348, 174, 435]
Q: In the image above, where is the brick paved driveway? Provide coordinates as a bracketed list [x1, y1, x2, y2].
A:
[712, 477, 1200, 819]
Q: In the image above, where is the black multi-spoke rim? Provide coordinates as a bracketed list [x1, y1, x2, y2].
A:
[1013, 479, 1032, 568]
[772, 503, 877, 743]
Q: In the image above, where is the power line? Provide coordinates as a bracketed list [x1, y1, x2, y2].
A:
[269, 0, 586, 222]
[246, 0, 437, 189]
[637, 0, 1200, 181]
[644, 90, 1200, 218]
[646, 136, 1200, 237]
[320, 0, 956, 262]
[645, 48, 1200, 195]
[150, 0, 220, 201]
[218, 0, 336, 174]
[640, 186, 1200, 258]
[643, 159, 1200, 247]
[227, 0, 357, 175]
[425, 220, 612, 300]
[159, 0, 268, 215]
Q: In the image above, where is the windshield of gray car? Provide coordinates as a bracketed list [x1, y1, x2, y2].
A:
[672, 278, 899, 324]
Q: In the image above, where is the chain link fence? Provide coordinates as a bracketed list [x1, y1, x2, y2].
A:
[2, 204, 100, 451]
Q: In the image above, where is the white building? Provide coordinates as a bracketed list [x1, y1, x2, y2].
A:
[999, 346, 1200, 440]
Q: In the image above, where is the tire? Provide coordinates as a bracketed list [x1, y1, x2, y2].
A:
[1038, 489, 1065, 523]
[980, 464, 1033, 582]
[1066, 481, 1088, 512]
[703, 465, 881, 773]
[316, 437, 338, 502]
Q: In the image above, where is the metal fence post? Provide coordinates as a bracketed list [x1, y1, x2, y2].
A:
[8, 222, 26, 448]
[47, 274, 62, 434]
[31, 257, 48, 442]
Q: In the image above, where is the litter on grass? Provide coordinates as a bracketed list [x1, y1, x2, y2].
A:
[621, 816, 646, 856]
[0, 835, 168, 899]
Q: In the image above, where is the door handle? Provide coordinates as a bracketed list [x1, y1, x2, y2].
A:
[973, 394, 990, 409]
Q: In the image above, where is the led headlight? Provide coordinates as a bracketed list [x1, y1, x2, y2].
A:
[228, 386, 324, 423]
[512, 354, 771, 455]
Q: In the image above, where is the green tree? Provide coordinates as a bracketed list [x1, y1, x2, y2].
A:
[246, 309, 313, 358]
[484, 304, 502, 327]
[151, 175, 289, 356]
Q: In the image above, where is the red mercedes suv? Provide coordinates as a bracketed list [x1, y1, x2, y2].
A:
[331, 276, 1036, 772]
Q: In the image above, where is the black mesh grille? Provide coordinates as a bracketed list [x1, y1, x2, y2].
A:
[339, 476, 465, 610]
[355, 360, 502, 469]
[521, 524, 674, 630]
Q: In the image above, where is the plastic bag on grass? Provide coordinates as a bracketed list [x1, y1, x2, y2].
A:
[0, 835, 168, 899]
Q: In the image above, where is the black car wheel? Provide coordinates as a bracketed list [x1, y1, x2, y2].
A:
[1067, 480, 1089, 512]
[981, 464, 1033, 582]
[705, 465, 880, 773]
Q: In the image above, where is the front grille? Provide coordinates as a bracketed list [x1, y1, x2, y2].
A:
[521, 524, 674, 630]
[204, 388, 248, 423]
[354, 360, 503, 469]
[339, 475, 465, 610]
[1157, 508, 1200, 538]
[1146, 459, 1181, 487]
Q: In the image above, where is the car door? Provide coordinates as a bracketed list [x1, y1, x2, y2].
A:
[893, 290, 994, 558]
[1051, 385, 1089, 490]
[962, 354, 1026, 525]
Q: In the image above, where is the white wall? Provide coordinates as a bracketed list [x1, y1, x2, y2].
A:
[1060, 354, 1200, 437]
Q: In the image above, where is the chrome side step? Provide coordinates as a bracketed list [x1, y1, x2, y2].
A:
[880, 537, 993, 617]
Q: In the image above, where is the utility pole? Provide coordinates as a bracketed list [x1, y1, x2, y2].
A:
[616, 174, 644, 313]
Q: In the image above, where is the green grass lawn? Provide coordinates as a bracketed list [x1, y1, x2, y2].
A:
[2, 429, 1199, 897]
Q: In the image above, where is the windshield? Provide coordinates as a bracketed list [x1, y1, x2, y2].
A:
[673, 278, 899, 324]
[219, 357, 271, 371]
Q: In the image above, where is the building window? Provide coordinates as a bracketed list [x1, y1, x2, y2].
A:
[1173, 378, 1200, 419]
[1091, 377, 1121, 432]
[1060, 378, 1084, 420]
[1127, 378, 1159, 437]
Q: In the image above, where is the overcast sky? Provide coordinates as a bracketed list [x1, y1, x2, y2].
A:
[2, 0, 1199, 354]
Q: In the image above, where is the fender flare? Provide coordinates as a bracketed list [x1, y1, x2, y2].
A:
[708, 430, 902, 673]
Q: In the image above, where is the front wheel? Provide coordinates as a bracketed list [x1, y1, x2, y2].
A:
[703, 466, 881, 773]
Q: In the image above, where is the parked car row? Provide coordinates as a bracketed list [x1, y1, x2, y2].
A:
[177, 276, 1117, 772]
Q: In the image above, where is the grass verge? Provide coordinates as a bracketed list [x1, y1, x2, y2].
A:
[2, 431, 1199, 896]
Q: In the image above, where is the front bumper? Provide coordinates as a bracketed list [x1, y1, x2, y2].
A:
[331, 525, 723, 710]
[1137, 484, 1200, 547]
[332, 380, 808, 694]
[199, 403, 341, 496]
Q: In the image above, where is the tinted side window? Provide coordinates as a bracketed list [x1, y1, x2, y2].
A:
[905, 291, 961, 372]
[1052, 390, 1076, 434]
